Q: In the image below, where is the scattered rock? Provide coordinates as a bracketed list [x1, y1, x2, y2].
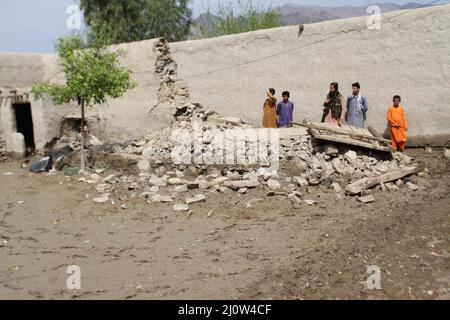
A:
[304, 199, 318, 206]
[331, 182, 343, 193]
[174, 185, 189, 193]
[345, 150, 358, 162]
[406, 182, 419, 191]
[293, 176, 309, 187]
[93, 193, 110, 204]
[149, 177, 168, 187]
[173, 204, 190, 212]
[267, 179, 281, 190]
[186, 194, 206, 205]
[168, 178, 184, 185]
[151, 194, 173, 203]
[444, 148, 450, 160]
[137, 160, 151, 173]
[238, 188, 248, 194]
[358, 195, 375, 204]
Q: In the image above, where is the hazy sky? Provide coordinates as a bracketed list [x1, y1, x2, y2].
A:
[0, 0, 447, 53]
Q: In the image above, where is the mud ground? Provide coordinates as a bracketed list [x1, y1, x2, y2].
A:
[0, 149, 449, 300]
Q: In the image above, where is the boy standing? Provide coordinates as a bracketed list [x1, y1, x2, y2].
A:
[277, 91, 294, 128]
[387, 95, 408, 152]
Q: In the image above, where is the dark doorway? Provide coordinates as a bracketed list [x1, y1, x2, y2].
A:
[13, 103, 36, 156]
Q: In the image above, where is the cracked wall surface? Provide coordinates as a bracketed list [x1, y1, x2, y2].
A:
[0, 4, 449, 153]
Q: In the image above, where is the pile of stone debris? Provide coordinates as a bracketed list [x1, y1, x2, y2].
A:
[73, 103, 425, 210]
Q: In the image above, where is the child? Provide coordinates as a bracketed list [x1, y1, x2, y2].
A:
[263, 88, 278, 128]
[387, 95, 408, 152]
[277, 91, 294, 128]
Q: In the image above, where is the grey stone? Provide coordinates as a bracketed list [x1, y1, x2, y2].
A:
[149, 177, 168, 187]
[345, 150, 358, 162]
[267, 179, 281, 190]
[198, 180, 211, 190]
[103, 174, 118, 184]
[186, 194, 206, 205]
[293, 176, 309, 187]
[444, 148, 450, 160]
[151, 194, 173, 203]
[137, 159, 151, 173]
[406, 182, 419, 191]
[238, 188, 248, 194]
[173, 204, 190, 212]
[168, 178, 184, 185]
[331, 182, 343, 193]
[304, 199, 318, 206]
[358, 195, 375, 204]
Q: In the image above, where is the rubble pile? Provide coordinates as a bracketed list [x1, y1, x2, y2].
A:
[75, 103, 423, 210]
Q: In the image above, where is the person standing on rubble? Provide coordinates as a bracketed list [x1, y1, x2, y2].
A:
[277, 91, 294, 128]
[346, 82, 368, 128]
[387, 95, 408, 152]
[263, 88, 278, 128]
[322, 82, 346, 125]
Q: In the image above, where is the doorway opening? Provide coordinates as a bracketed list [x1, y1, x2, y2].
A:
[13, 102, 36, 156]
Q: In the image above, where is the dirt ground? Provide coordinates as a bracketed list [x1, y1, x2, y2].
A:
[0, 148, 449, 300]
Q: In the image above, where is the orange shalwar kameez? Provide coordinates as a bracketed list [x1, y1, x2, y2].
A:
[387, 105, 408, 151]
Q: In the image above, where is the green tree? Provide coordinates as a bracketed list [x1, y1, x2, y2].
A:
[81, 0, 192, 44]
[199, 0, 281, 38]
[31, 35, 137, 172]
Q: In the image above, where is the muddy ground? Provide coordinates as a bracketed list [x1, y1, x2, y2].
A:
[0, 149, 449, 300]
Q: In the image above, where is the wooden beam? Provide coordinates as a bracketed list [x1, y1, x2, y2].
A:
[346, 165, 421, 195]
[292, 120, 391, 145]
[310, 129, 392, 152]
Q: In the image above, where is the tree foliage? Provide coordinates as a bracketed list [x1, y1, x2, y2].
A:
[32, 35, 136, 106]
[199, 0, 281, 38]
[80, 0, 192, 44]
[31, 35, 137, 171]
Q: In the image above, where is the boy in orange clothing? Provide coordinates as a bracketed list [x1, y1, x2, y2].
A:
[387, 95, 408, 152]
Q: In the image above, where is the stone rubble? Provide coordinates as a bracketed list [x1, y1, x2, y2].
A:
[62, 100, 425, 208]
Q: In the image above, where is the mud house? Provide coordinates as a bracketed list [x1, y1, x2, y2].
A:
[1, 5, 449, 157]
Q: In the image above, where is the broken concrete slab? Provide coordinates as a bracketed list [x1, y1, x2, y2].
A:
[93, 193, 110, 204]
[267, 179, 281, 190]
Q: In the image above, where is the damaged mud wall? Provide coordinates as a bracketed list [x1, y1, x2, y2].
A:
[171, 5, 450, 138]
[1, 5, 449, 151]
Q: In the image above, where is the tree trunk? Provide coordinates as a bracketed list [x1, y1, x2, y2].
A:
[80, 99, 86, 173]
